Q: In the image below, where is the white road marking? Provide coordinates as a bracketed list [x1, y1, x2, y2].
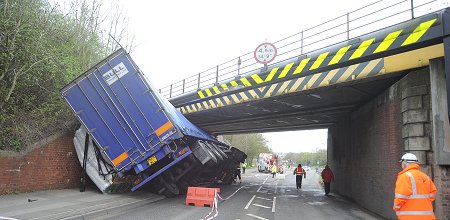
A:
[283, 195, 300, 198]
[0, 217, 18, 220]
[256, 196, 271, 201]
[252, 203, 271, 209]
[244, 195, 256, 209]
[275, 179, 278, 194]
[307, 201, 327, 205]
[246, 214, 268, 220]
[272, 197, 277, 213]
[257, 185, 263, 192]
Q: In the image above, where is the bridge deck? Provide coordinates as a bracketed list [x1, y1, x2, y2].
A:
[169, 9, 448, 134]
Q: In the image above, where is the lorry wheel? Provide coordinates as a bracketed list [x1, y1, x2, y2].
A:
[177, 179, 189, 195]
[160, 174, 179, 198]
[224, 172, 234, 185]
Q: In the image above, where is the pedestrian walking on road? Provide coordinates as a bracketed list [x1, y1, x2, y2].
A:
[271, 164, 277, 178]
[394, 153, 437, 220]
[241, 162, 247, 174]
[321, 165, 334, 196]
[293, 164, 306, 189]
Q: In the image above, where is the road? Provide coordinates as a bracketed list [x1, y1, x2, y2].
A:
[98, 168, 384, 220]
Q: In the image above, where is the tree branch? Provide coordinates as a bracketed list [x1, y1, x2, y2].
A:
[4, 55, 54, 103]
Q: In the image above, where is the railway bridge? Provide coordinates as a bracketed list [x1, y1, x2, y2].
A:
[161, 2, 450, 219]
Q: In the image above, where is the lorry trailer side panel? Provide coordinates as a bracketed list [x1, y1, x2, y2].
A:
[61, 49, 248, 194]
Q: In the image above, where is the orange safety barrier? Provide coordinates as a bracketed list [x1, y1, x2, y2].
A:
[186, 187, 220, 207]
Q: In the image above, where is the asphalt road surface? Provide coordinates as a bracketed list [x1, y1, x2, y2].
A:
[98, 168, 384, 220]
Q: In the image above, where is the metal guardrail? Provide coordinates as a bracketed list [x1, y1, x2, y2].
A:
[159, 0, 449, 99]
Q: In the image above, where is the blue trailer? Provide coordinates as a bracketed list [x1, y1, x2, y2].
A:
[61, 49, 246, 196]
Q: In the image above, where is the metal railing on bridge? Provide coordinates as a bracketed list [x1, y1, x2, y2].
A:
[159, 0, 449, 99]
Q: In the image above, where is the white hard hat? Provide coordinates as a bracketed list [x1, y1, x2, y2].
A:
[399, 153, 418, 163]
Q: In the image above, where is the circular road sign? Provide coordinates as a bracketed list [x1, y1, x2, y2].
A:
[254, 42, 277, 64]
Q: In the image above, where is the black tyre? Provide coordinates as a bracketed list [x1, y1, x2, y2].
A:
[177, 179, 190, 195]
[160, 172, 180, 197]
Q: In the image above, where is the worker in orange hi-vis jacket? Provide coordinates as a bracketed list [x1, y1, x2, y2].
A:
[394, 153, 437, 220]
[293, 164, 306, 189]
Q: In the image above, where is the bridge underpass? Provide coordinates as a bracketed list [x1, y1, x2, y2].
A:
[175, 72, 405, 134]
[165, 7, 450, 220]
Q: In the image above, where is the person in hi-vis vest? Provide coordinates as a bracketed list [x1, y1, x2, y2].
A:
[394, 153, 437, 220]
[293, 164, 306, 189]
[270, 164, 277, 178]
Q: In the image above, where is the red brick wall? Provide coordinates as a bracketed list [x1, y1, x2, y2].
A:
[328, 84, 403, 219]
[434, 165, 450, 219]
[0, 132, 81, 195]
[328, 68, 450, 219]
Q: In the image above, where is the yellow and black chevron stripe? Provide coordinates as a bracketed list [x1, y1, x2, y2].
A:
[179, 42, 444, 114]
[180, 58, 384, 114]
[196, 17, 438, 100]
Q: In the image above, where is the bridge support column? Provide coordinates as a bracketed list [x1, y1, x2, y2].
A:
[443, 37, 450, 115]
[328, 66, 450, 219]
[429, 58, 450, 164]
[429, 58, 450, 219]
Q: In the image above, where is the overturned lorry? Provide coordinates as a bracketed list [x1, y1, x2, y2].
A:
[61, 49, 246, 197]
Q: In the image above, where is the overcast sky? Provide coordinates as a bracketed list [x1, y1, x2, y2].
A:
[112, 0, 447, 153]
[262, 130, 328, 153]
[122, 0, 378, 87]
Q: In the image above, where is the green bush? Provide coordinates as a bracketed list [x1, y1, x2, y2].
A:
[10, 139, 22, 152]
[0, 0, 127, 152]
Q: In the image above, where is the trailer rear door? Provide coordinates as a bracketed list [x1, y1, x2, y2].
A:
[61, 49, 179, 171]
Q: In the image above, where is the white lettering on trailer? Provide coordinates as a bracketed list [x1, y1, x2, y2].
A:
[102, 62, 129, 85]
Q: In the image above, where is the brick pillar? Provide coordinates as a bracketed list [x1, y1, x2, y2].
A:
[400, 70, 433, 174]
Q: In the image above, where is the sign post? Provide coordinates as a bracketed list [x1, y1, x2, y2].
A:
[254, 42, 277, 65]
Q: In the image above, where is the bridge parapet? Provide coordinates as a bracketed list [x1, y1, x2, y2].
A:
[161, 0, 449, 100]
[171, 9, 446, 115]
